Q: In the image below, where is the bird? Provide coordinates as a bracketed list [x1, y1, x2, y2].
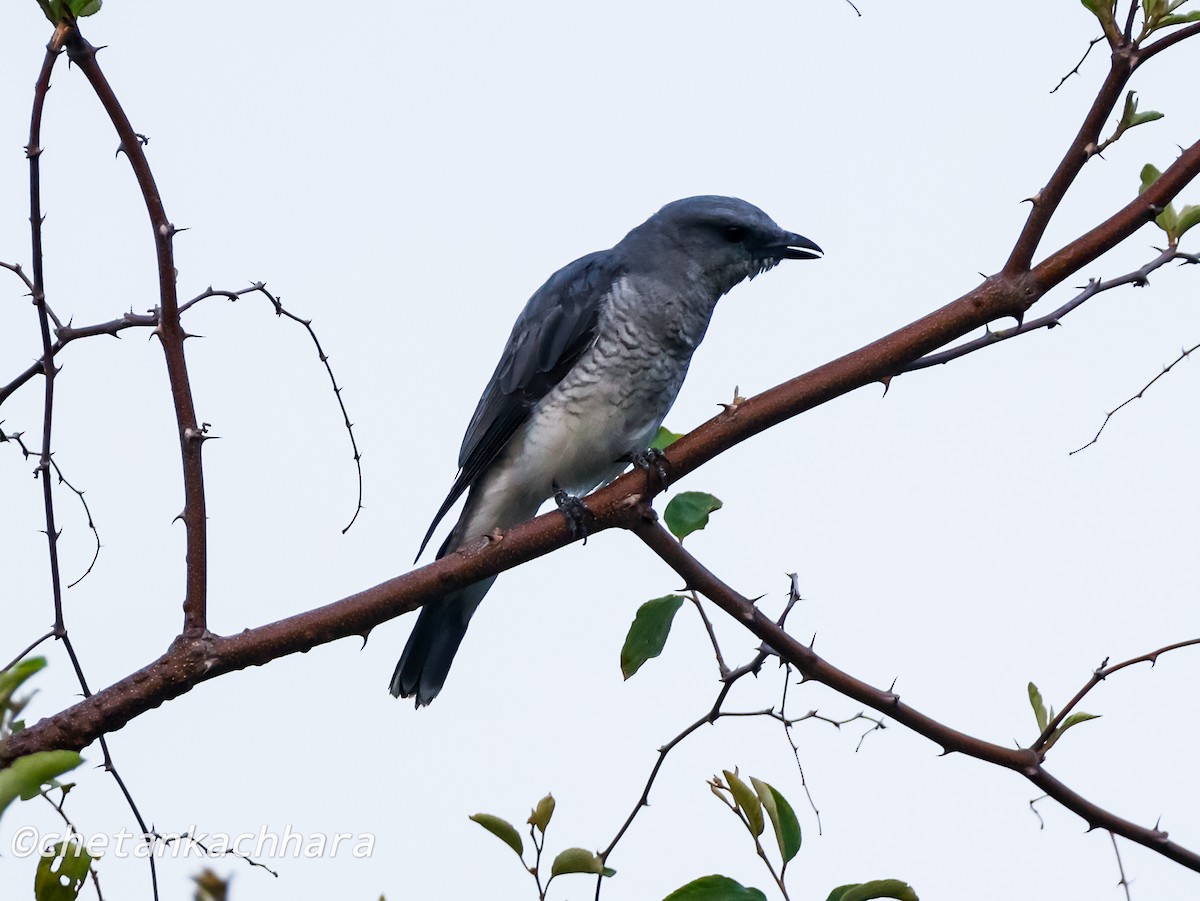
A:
[391, 195, 822, 706]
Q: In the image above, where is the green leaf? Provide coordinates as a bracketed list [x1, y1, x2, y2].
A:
[1043, 711, 1102, 751]
[34, 840, 95, 901]
[750, 777, 801, 863]
[722, 769, 763, 837]
[1060, 711, 1100, 730]
[663, 874, 769, 901]
[664, 491, 723, 542]
[1129, 109, 1164, 127]
[1027, 682, 1048, 732]
[550, 847, 605, 876]
[1159, 10, 1200, 25]
[0, 750, 83, 820]
[826, 880, 919, 901]
[34, 0, 99, 23]
[650, 426, 683, 451]
[1176, 204, 1200, 240]
[620, 594, 685, 679]
[0, 656, 47, 710]
[468, 813, 523, 858]
[1139, 163, 1180, 237]
[527, 794, 555, 833]
[1140, 162, 1164, 193]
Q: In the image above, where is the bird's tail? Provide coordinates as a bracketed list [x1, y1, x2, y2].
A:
[390, 575, 497, 706]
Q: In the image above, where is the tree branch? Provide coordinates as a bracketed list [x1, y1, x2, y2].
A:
[630, 516, 1200, 872]
[64, 28, 209, 636]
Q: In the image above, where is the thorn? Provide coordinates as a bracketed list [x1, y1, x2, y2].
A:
[879, 375, 892, 397]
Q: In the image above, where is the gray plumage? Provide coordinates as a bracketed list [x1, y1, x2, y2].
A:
[392, 195, 821, 706]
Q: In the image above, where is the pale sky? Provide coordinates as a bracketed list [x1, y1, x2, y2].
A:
[2, 2, 1198, 900]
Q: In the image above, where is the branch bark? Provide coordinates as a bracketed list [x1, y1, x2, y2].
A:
[63, 28, 210, 637]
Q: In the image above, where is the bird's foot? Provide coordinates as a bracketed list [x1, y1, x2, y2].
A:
[624, 446, 671, 490]
[553, 481, 591, 545]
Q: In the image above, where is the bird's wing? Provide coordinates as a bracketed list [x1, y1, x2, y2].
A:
[415, 250, 616, 561]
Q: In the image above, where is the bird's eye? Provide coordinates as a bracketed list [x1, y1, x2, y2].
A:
[723, 225, 747, 243]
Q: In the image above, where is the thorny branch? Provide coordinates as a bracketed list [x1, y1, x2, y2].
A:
[151, 830, 279, 879]
[902, 248, 1198, 373]
[594, 581, 873, 901]
[1072, 335, 1200, 453]
[64, 28, 210, 637]
[0, 281, 364, 531]
[1031, 639, 1200, 754]
[19, 25, 162, 901]
[1051, 36, 1104, 94]
[1, 425, 101, 588]
[632, 516, 1200, 872]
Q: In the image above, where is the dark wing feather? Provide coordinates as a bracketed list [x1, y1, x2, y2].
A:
[415, 250, 616, 561]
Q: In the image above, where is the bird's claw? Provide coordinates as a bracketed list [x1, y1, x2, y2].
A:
[553, 482, 591, 544]
[626, 446, 670, 490]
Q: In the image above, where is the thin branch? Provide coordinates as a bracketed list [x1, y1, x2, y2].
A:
[1, 630, 57, 676]
[1031, 639, 1200, 753]
[1123, 0, 1140, 43]
[65, 28, 209, 636]
[903, 248, 1193, 373]
[631, 515, 1200, 873]
[1110, 831, 1134, 901]
[1005, 45, 1136, 272]
[1029, 794, 1049, 830]
[1071, 338, 1200, 454]
[153, 830, 279, 879]
[594, 647, 774, 901]
[688, 591, 729, 678]
[1137, 21, 1200, 65]
[1, 426, 104, 587]
[1051, 36, 1104, 94]
[253, 283, 364, 532]
[1, 283, 364, 531]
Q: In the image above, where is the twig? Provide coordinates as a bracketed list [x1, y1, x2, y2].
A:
[1051, 37, 1104, 94]
[1111, 831, 1134, 901]
[631, 516, 1200, 872]
[1, 426, 102, 587]
[903, 248, 1193, 373]
[1031, 639, 1200, 754]
[593, 649, 770, 901]
[1, 283, 364, 532]
[153, 830, 279, 878]
[1071, 338, 1200, 454]
[1, 630, 57, 676]
[688, 590, 729, 678]
[254, 283, 364, 532]
[1029, 794, 1048, 830]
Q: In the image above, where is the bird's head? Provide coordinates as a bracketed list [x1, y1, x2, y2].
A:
[620, 195, 822, 296]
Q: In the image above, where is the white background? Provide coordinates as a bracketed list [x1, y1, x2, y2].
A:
[2, 2, 1198, 899]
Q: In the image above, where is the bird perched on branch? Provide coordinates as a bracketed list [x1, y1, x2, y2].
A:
[392, 195, 822, 706]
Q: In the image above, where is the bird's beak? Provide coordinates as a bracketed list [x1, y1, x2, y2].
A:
[775, 231, 823, 260]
